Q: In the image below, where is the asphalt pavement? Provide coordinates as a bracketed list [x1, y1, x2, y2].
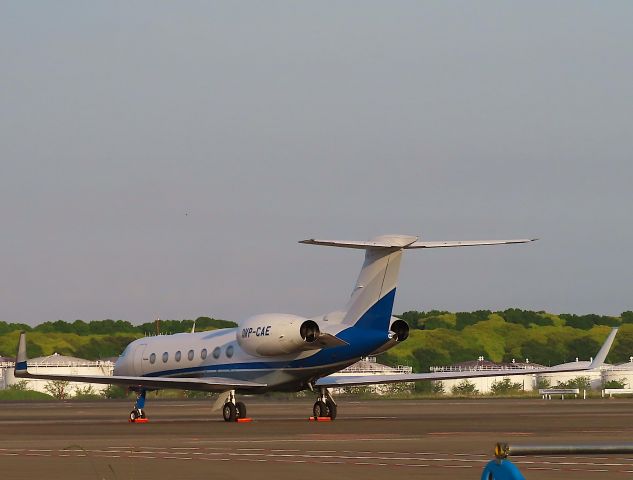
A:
[1, 397, 632, 479]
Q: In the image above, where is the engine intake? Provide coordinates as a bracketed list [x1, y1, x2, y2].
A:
[300, 320, 320, 343]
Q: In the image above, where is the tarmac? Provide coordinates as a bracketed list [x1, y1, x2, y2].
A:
[1, 397, 633, 479]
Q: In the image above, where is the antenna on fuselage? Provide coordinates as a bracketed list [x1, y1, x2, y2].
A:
[155, 317, 160, 336]
[191, 319, 196, 334]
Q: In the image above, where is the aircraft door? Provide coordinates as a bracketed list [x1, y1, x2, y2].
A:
[132, 343, 148, 376]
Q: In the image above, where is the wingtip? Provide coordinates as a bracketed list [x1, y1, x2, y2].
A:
[15, 331, 28, 374]
[588, 327, 619, 370]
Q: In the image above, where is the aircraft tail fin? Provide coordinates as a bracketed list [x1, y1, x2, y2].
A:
[300, 235, 536, 332]
[302, 235, 417, 330]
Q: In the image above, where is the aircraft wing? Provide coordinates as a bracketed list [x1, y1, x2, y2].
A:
[15, 371, 266, 392]
[13, 332, 265, 392]
[316, 328, 618, 388]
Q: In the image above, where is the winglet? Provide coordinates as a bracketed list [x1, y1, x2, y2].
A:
[589, 327, 618, 369]
[14, 331, 28, 375]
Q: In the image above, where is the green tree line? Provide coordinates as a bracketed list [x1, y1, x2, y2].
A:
[1, 310, 632, 368]
[0, 317, 236, 359]
[381, 309, 633, 372]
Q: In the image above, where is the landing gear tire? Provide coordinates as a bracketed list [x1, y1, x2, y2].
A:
[325, 399, 337, 420]
[236, 401, 247, 419]
[313, 400, 327, 418]
[223, 402, 237, 422]
[130, 409, 145, 421]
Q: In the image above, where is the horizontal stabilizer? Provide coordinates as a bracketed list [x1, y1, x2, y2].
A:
[299, 235, 418, 249]
[300, 236, 536, 250]
[406, 239, 537, 248]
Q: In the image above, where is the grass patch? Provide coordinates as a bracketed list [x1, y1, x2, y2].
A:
[0, 389, 54, 400]
[73, 393, 104, 400]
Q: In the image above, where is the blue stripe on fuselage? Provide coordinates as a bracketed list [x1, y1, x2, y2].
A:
[144, 288, 396, 378]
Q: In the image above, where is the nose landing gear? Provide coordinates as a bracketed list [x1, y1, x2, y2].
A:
[129, 389, 148, 423]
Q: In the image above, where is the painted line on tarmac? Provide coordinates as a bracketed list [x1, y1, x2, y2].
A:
[5, 446, 633, 474]
[0, 415, 402, 426]
[428, 431, 533, 436]
[192, 437, 409, 444]
[0, 447, 486, 469]
[10, 445, 633, 468]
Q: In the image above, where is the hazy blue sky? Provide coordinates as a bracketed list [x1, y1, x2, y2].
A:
[1, 2, 632, 325]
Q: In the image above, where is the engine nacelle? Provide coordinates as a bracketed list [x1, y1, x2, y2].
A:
[370, 317, 410, 355]
[236, 313, 321, 357]
[390, 317, 410, 342]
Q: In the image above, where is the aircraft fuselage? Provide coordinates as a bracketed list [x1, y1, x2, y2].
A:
[114, 319, 391, 392]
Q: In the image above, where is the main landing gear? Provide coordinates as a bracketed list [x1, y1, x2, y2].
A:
[129, 389, 148, 422]
[222, 390, 248, 422]
[312, 387, 337, 420]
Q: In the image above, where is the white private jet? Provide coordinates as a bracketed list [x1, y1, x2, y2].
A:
[14, 234, 617, 422]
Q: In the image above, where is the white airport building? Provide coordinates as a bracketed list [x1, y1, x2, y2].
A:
[602, 358, 633, 388]
[0, 353, 114, 397]
[431, 356, 633, 394]
[431, 358, 545, 394]
[331, 356, 413, 394]
[536, 360, 604, 390]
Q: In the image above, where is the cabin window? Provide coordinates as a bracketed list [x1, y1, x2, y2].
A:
[201, 348, 208, 360]
[162, 352, 169, 363]
[226, 345, 234, 358]
[212, 347, 221, 359]
[188, 349, 194, 361]
[175, 351, 181, 362]
[149, 353, 156, 364]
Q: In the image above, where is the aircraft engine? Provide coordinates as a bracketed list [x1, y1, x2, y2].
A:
[236, 314, 321, 357]
[369, 316, 409, 355]
[390, 318, 410, 342]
